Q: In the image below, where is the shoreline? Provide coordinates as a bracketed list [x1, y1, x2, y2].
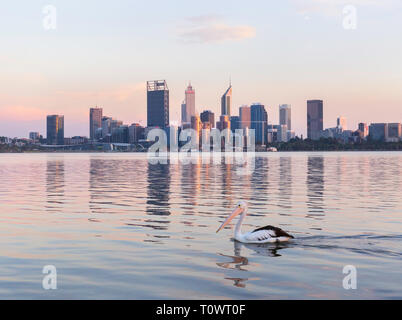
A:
[2, 149, 402, 154]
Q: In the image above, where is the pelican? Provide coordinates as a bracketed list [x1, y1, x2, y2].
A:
[216, 201, 294, 243]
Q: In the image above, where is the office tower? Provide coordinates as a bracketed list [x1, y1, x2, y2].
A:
[239, 105, 251, 129]
[147, 80, 169, 128]
[200, 110, 215, 128]
[369, 123, 388, 141]
[230, 116, 240, 132]
[221, 83, 232, 116]
[337, 116, 347, 130]
[275, 124, 288, 142]
[111, 119, 123, 133]
[181, 101, 187, 125]
[201, 122, 211, 130]
[89, 107, 103, 140]
[185, 83, 196, 123]
[191, 115, 202, 145]
[191, 115, 201, 132]
[307, 100, 323, 140]
[251, 103, 268, 145]
[94, 128, 103, 140]
[388, 123, 402, 142]
[102, 117, 112, 137]
[112, 125, 129, 143]
[279, 104, 291, 130]
[358, 123, 368, 138]
[129, 123, 144, 144]
[47, 115, 64, 145]
[216, 115, 231, 131]
[29, 132, 40, 141]
[267, 124, 277, 143]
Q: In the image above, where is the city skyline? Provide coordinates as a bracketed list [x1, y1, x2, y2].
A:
[1, 1, 402, 138]
[2, 78, 402, 145]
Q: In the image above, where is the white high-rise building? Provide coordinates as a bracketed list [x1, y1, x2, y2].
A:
[221, 83, 232, 116]
[279, 104, 291, 131]
[337, 116, 347, 131]
[185, 83, 196, 123]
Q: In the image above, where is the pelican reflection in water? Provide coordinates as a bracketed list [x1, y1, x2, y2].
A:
[217, 240, 291, 288]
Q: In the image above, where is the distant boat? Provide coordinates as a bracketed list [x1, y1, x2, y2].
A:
[267, 147, 278, 152]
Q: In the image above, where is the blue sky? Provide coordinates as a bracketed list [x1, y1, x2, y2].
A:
[1, 0, 401, 137]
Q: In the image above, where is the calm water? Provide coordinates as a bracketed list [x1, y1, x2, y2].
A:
[0, 152, 401, 299]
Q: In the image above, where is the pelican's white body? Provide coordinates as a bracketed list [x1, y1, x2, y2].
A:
[217, 201, 294, 244]
[233, 208, 292, 244]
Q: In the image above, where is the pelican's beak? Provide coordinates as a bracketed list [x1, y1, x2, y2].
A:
[216, 207, 243, 233]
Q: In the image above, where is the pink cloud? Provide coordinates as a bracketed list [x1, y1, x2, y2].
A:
[0, 105, 48, 121]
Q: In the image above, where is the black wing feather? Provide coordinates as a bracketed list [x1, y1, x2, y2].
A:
[252, 225, 294, 238]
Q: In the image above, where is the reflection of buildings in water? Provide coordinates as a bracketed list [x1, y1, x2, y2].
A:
[251, 157, 269, 202]
[180, 159, 201, 208]
[46, 160, 65, 211]
[147, 162, 171, 216]
[201, 163, 211, 194]
[220, 162, 233, 205]
[89, 159, 104, 214]
[336, 156, 347, 184]
[88, 158, 123, 214]
[278, 157, 292, 210]
[368, 156, 400, 211]
[216, 241, 288, 288]
[358, 156, 370, 194]
[306, 156, 325, 218]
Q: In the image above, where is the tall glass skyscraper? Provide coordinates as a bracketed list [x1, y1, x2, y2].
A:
[251, 103, 268, 145]
[200, 110, 215, 128]
[279, 104, 291, 130]
[239, 105, 251, 129]
[147, 80, 169, 128]
[230, 116, 240, 132]
[221, 84, 232, 116]
[307, 100, 323, 140]
[90, 107, 103, 140]
[47, 115, 64, 145]
[185, 83, 196, 123]
[181, 101, 187, 125]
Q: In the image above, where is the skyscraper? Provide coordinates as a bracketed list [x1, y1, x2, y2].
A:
[239, 105, 251, 129]
[90, 107, 103, 140]
[47, 115, 64, 145]
[181, 101, 187, 125]
[275, 124, 288, 142]
[185, 83, 196, 123]
[129, 123, 144, 144]
[337, 116, 347, 130]
[307, 100, 323, 140]
[230, 116, 240, 132]
[191, 115, 202, 142]
[387, 123, 402, 142]
[147, 80, 169, 128]
[216, 115, 231, 131]
[369, 123, 388, 141]
[221, 84, 232, 116]
[279, 104, 291, 130]
[200, 110, 215, 128]
[358, 123, 368, 138]
[102, 116, 112, 138]
[29, 132, 40, 142]
[251, 103, 268, 145]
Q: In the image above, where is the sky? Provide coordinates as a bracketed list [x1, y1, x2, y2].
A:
[0, 0, 401, 138]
